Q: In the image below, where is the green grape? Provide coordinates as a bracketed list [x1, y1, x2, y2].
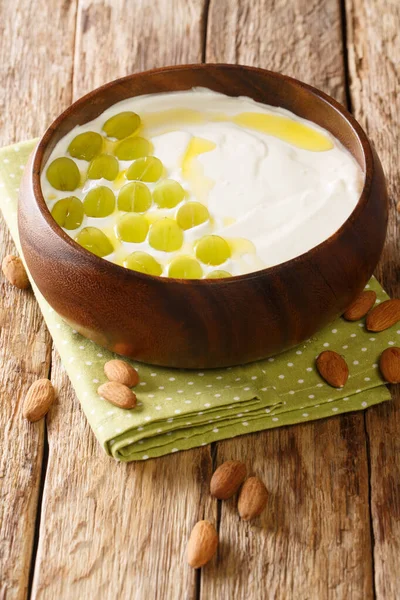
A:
[114, 137, 152, 160]
[68, 131, 103, 161]
[168, 256, 203, 279]
[83, 186, 115, 218]
[117, 214, 149, 243]
[148, 218, 183, 252]
[51, 196, 84, 230]
[153, 179, 185, 209]
[207, 270, 231, 279]
[87, 154, 119, 180]
[124, 251, 162, 276]
[195, 235, 231, 266]
[102, 111, 141, 140]
[117, 182, 152, 212]
[75, 227, 113, 257]
[176, 201, 209, 230]
[46, 157, 80, 191]
[126, 156, 163, 182]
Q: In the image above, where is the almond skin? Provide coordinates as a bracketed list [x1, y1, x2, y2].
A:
[343, 290, 376, 321]
[210, 460, 247, 500]
[238, 477, 268, 521]
[23, 379, 55, 422]
[316, 351, 349, 388]
[97, 381, 137, 409]
[187, 520, 218, 568]
[2, 255, 30, 289]
[104, 359, 139, 387]
[366, 299, 400, 332]
[379, 347, 400, 383]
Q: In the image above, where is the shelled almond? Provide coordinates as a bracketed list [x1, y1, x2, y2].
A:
[379, 347, 400, 384]
[97, 381, 137, 409]
[2, 254, 30, 289]
[210, 460, 247, 499]
[104, 359, 139, 387]
[238, 476, 268, 521]
[366, 299, 400, 332]
[343, 290, 376, 321]
[316, 350, 349, 388]
[23, 379, 55, 422]
[187, 520, 218, 568]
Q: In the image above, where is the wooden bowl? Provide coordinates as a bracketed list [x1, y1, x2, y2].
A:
[18, 64, 388, 368]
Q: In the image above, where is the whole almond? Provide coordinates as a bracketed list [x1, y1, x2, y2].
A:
[98, 381, 137, 409]
[316, 350, 349, 388]
[104, 359, 139, 387]
[238, 477, 268, 521]
[23, 379, 55, 422]
[379, 347, 400, 383]
[343, 290, 376, 321]
[2, 255, 30, 289]
[187, 520, 218, 568]
[210, 460, 247, 499]
[366, 299, 400, 332]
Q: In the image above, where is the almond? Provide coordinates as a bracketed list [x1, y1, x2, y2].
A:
[97, 381, 137, 409]
[210, 460, 247, 499]
[104, 359, 139, 387]
[316, 350, 349, 388]
[343, 290, 376, 321]
[366, 299, 400, 332]
[238, 476, 268, 521]
[23, 379, 55, 422]
[379, 347, 400, 383]
[187, 520, 218, 568]
[2, 254, 30, 289]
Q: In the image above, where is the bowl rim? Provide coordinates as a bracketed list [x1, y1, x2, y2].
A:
[31, 62, 374, 286]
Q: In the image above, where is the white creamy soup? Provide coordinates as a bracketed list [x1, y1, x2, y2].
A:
[41, 88, 364, 278]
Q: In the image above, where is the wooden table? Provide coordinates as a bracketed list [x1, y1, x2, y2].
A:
[1, 1, 399, 598]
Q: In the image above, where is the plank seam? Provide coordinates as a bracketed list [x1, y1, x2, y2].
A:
[201, 0, 211, 63]
[26, 356, 52, 599]
[340, 0, 353, 112]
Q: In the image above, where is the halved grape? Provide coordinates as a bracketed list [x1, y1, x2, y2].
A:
[114, 137, 152, 160]
[117, 214, 149, 243]
[87, 154, 119, 180]
[195, 235, 231, 266]
[46, 157, 80, 191]
[75, 227, 113, 257]
[51, 196, 84, 230]
[176, 201, 209, 230]
[207, 270, 231, 279]
[83, 186, 115, 218]
[102, 111, 141, 140]
[126, 156, 163, 182]
[117, 182, 152, 212]
[148, 218, 183, 252]
[153, 179, 185, 209]
[168, 256, 203, 279]
[68, 131, 103, 161]
[124, 251, 162, 276]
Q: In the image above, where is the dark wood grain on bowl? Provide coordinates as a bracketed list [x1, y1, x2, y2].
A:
[18, 64, 388, 368]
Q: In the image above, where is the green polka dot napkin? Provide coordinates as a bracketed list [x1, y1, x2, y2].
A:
[0, 140, 393, 461]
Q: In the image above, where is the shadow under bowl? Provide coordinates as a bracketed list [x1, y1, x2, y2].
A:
[18, 64, 388, 369]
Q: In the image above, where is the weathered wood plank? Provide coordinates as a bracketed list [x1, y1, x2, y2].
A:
[203, 1, 374, 598]
[30, 2, 212, 599]
[0, 1, 77, 598]
[346, 0, 400, 597]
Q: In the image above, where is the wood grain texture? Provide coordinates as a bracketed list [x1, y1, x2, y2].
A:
[346, 0, 400, 597]
[203, 1, 374, 598]
[0, 1, 77, 598]
[30, 1, 212, 598]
